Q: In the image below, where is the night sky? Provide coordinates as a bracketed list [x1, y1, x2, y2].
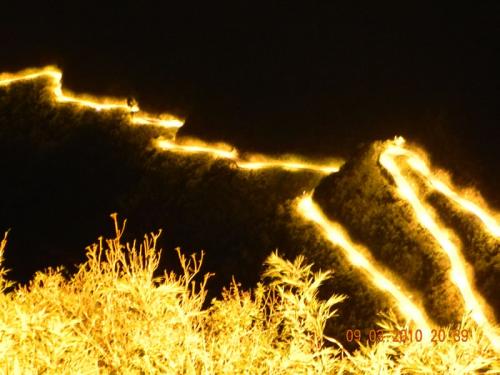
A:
[2, 3, 499, 204]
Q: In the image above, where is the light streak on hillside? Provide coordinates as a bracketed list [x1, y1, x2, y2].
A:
[380, 137, 500, 351]
[156, 137, 342, 174]
[239, 157, 340, 174]
[405, 153, 500, 238]
[297, 194, 433, 335]
[0, 66, 183, 129]
[157, 138, 343, 174]
[0, 66, 342, 175]
[1, 67, 499, 351]
[130, 115, 184, 129]
[156, 137, 238, 160]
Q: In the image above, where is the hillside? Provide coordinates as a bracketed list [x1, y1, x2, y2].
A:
[0, 68, 499, 361]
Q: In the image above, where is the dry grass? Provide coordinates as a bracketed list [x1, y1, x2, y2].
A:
[0, 216, 498, 374]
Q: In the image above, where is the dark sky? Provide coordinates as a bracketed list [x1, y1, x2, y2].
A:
[1, 2, 499, 204]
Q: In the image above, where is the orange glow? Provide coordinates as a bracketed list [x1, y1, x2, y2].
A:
[297, 195, 432, 336]
[156, 137, 238, 160]
[238, 156, 341, 174]
[2, 67, 499, 352]
[130, 115, 184, 129]
[0, 66, 342, 175]
[156, 137, 343, 173]
[380, 137, 500, 351]
[0, 66, 183, 130]
[413, 164, 499, 238]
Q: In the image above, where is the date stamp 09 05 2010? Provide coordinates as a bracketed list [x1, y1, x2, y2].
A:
[345, 328, 472, 344]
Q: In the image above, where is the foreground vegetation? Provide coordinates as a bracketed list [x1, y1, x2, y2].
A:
[0, 217, 498, 374]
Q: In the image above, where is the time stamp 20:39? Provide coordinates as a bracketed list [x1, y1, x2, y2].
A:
[345, 328, 472, 344]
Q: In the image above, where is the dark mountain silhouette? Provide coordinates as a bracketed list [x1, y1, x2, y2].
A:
[1, 77, 498, 349]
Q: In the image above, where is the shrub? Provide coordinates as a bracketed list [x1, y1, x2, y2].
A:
[0, 217, 497, 374]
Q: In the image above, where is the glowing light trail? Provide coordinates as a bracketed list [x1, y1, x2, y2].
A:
[297, 194, 433, 335]
[0, 66, 342, 175]
[130, 116, 183, 129]
[239, 159, 340, 174]
[155, 137, 342, 174]
[380, 137, 500, 351]
[0, 66, 183, 129]
[406, 154, 500, 238]
[156, 137, 238, 160]
[2, 67, 499, 350]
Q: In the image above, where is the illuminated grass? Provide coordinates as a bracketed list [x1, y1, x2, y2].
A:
[0, 218, 498, 374]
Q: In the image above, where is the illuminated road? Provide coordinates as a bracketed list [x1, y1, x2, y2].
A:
[1, 66, 499, 350]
